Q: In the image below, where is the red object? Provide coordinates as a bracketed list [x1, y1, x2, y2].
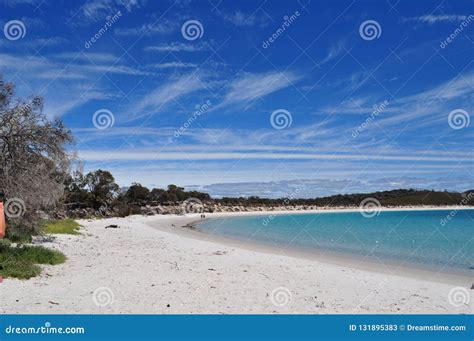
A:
[0, 202, 5, 238]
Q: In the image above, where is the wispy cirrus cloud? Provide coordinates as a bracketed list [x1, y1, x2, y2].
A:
[221, 71, 300, 106]
[406, 14, 467, 24]
[78, 0, 141, 23]
[0, 36, 69, 49]
[0, 52, 149, 79]
[114, 19, 178, 36]
[54, 52, 117, 63]
[144, 42, 208, 52]
[218, 9, 270, 27]
[77, 146, 474, 163]
[374, 71, 474, 128]
[0, 51, 141, 117]
[320, 69, 474, 130]
[1, 0, 42, 6]
[150, 62, 197, 69]
[131, 74, 206, 119]
[320, 40, 346, 64]
[186, 176, 473, 198]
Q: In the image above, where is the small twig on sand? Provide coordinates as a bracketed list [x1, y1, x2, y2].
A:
[165, 261, 179, 270]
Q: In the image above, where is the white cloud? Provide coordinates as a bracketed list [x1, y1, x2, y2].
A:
[319, 70, 474, 131]
[54, 52, 117, 63]
[144, 42, 207, 52]
[320, 40, 345, 64]
[80, 0, 115, 21]
[222, 71, 300, 105]
[2, 0, 41, 6]
[77, 145, 473, 163]
[407, 14, 467, 24]
[186, 177, 472, 198]
[114, 19, 177, 36]
[132, 74, 205, 117]
[374, 71, 474, 128]
[0, 51, 141, 117]
[79, 0, 141, 23]
[219, 10, 269, 27]
[45, 90, 114, 119]
[0, 52, 149, 80]
[151, 62, 197, 69]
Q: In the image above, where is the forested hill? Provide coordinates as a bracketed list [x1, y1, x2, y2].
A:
[216, 189, 474, 207]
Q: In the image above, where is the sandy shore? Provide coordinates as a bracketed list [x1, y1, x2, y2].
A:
[1, 210, 473, 314]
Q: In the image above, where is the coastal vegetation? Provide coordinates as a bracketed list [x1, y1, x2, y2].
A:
[0, 75, 70, 278]
[215, 189, 474, 207]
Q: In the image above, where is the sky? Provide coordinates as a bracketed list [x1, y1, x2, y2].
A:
[0, 0, 473, 198]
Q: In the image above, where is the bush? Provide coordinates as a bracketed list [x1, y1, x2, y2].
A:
[124, 183, 150, 203]
[0, 76, 74, 236]
[5, 222, 34, 244]
[129, 204, 142, 215]
[112, 201, 130, 217]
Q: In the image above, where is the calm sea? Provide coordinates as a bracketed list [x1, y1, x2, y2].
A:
[197, 209, 474, 273]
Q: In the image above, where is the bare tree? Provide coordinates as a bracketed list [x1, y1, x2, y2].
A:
[0, 76, 74, 232]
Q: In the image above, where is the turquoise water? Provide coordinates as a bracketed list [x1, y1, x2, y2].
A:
[197, 209, 474, 272]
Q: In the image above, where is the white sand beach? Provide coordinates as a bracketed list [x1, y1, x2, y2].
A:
[1, 211, 473, 314]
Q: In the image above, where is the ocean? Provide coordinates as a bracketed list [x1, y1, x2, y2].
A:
[197, 209, 474, 274]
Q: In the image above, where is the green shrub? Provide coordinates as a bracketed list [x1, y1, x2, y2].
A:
[0, 244, 66, 279]
[16, 245, 66, 265]
[0, 258, 41, 279]
[42, 219, 80, 235]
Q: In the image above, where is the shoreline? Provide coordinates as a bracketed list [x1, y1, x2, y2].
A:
[147, 209, 473, 287]
[1, 208, 472, 314]
[205, 205, 474, 216]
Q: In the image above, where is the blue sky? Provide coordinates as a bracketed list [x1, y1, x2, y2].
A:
[1, 0, 473, 197]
